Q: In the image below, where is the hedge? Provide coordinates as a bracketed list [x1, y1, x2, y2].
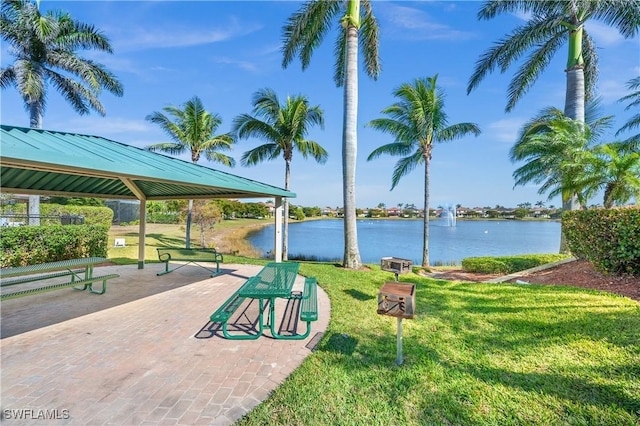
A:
[461, 254, 571, 274]
[0, 225, 109, 267]
[563, 207, 640, 276]
[1, 204, 113, 227]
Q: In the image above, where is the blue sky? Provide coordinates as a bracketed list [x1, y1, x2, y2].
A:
[2, 1, 638, 209]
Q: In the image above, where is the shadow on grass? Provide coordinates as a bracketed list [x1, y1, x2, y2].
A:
[145, 233, 187, 247]
[343, 288, 375, 301]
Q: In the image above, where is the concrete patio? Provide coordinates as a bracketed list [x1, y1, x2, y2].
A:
[1, 263, 330, 425]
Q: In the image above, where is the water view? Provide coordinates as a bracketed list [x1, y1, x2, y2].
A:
[247, 219, 561, 265]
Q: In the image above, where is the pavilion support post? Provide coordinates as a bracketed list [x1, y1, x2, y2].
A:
[28, 195, 40, 225]
[138, 199, 147, 269]
[274, 197, 283, 262]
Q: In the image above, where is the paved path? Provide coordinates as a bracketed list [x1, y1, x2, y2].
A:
[1, 263, 330, 425]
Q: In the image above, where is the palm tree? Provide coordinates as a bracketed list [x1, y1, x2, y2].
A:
[511, 103, 617, 250]
[146, 96, 235, 249]
[616, 76, 640, 149]
[367, 75, 481, 267]
[467, 0, 640, 211]
[580, 142, 640, 208]
[468, 0, 639, 118]
[1, 0, 124, 223]
[282, 0, 381, 269]
[511, 109, 597, 207]
[233, 88, 326, 261]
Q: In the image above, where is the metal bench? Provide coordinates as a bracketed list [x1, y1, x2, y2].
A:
[284, 277, 319, 339]
[156, 248, 223, 277]
[209, 276, 263, 340]
[0, 257, 119, 300]
[300, 277, 319, 323]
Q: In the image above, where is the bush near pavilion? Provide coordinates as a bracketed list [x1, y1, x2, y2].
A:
[0, 205, 113, 267]
[0, 225, 109, 267]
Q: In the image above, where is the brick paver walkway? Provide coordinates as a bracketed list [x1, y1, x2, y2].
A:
[1, 264, 330, 425]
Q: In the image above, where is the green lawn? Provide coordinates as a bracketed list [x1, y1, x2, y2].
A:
[106, 226, 639, 424]
[106, 220, 271, 263]
[227, 259, 640, 425]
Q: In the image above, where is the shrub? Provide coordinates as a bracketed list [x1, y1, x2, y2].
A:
[462, 253, 571, 274]
[0, 225, 109, 267]
[41, 204, 113, 226]
[563, 207, 640, 275]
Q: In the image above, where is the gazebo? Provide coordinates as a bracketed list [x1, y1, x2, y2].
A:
[0, 124, 295, 266]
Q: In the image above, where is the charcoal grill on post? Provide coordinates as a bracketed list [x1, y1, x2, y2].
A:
[380, 257, 412, 281]
[377, 282, 416, 365]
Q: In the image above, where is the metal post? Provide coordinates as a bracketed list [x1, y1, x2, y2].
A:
[397, 317, 403, 365]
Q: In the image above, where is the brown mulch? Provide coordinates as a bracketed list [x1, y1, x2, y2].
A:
[429, 259, 640, 302]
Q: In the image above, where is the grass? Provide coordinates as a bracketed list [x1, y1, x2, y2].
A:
[106, 219, 271, 263]
[232, 261, 640, 425]
[107, 225, 640, 425]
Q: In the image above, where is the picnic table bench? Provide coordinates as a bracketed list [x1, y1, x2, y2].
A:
[0, 257, 119, 300]
[156, 248, 223, 277]
[209, 262, 319, 340]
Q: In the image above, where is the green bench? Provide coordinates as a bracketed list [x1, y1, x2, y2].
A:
[210, 276, 262, 340]
[0, 257, 119, 300]
[288, 277, 319, 339]
[300, 277, 319, 323]
[156, 248, 223, 277]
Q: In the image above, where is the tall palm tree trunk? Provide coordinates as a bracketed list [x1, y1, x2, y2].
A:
[283, 160, 291, 261]
[342, 23, 362, 269]
[28, 104, 42, 225]
[422, 158, 431, 267]
[564, 67, 585, 124]
[560, 32, 586, 252]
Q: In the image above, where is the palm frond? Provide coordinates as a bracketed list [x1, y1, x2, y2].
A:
[468, 16, 561, 97]
[360, 0, 381, 81]
[281, 0, 340, 70]
[233, 115, 280, 143]
[391, 151, 423, 189]
[333, 23, 347, 87]
[590, 0, 640, 38]
[506, 27, 564, 111]
[146, 142, 185, 156]
[204, 152, 236, 168]
[581, 31, 599, 103]
[367, 141, 414, 161]
[240, 143, 280, 167]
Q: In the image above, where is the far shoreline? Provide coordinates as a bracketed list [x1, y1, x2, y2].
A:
[213, 215, 561, 258]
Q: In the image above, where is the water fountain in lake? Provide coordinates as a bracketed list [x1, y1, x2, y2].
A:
[443, 204, 457, 227]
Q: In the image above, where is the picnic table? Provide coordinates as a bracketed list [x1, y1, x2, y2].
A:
[210, 262, 319, 340]
[237, 262, 300, 338]
[0, 257, 119, 300]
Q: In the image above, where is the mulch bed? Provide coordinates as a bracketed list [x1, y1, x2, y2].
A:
[428, 260, 640, 302]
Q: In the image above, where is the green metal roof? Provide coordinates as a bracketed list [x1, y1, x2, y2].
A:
[0, 125, 295, 200]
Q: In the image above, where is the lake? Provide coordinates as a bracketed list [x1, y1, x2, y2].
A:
[246, 218, 561, 265]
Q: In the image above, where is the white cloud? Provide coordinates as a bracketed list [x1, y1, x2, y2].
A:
[109, 18, 262, 52]
[512, 11, 532, 21]
[212, 57, 259, 73]
[586, 21, 625, 46]
[65, 117, 152, 137]
[380, 4, 475, 41]
[487, 118, 526, 143]
[598, 79, 629, 104]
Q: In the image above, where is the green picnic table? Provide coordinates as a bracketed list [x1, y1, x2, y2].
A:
[210, 262, 319, 340]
